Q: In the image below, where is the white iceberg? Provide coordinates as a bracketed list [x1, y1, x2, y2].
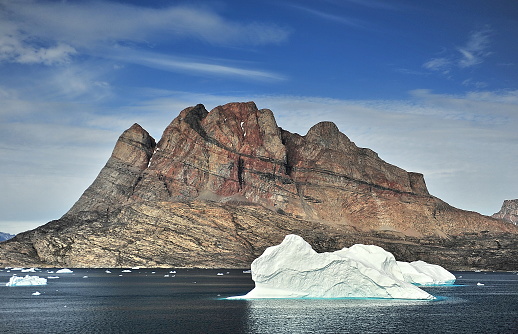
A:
[6, 275, 47, 286]
[398, 260, 456, 285]
[230, 235, 455, 300]
[56, 268, 73, 274]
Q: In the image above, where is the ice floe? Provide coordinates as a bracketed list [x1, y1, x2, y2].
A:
[6, 275, 47, 286]
[230, 234, 455, 300]
[56, 268, 73, 274]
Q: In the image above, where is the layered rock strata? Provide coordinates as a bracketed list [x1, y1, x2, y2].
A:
[1, 102, 516, 270]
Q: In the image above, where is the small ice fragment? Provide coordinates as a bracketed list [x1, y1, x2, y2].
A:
[243, 270, 251, 274]
[164, 274, 169, 277]
[6, 275, 47, 286]
[47, 276, 60, 279]
[105, 270, 111, 274]
[56, 268, 73, 274]
[131, 267, 140, 270]
[21, 268, 37, 273]
[121, 270, 132, 273]
[32, 291, 41, 296]
[217, 273, 224, 276]
[82, 276, 88, 279]
[169, 270, 176, 274]
[477, 282, 484, 286]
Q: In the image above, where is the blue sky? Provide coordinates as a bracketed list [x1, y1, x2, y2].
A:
[1, 0, 517, 234]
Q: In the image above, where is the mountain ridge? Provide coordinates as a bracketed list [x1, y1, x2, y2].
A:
[1, 102, 516, 270]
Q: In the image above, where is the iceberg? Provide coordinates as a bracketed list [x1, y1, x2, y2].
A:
[56, 268, 73, 274]
[6, 275, 47, 286]
[230, 235, 454, 300]
[398, 260, 456, 285]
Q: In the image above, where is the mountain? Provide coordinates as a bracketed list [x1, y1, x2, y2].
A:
[0, 232, 15, 242]
[492, 199, 518, 225]
[1, 102, 516, 270]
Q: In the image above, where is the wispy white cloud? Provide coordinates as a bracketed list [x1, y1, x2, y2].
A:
[423, 27, 493, 75]
[0, 0, 290, 73]
[1, 1, 290, 49]
[107, 48, 285, 81]
[289, 5, 367, 28]
[457, 28, 492, 68]
[422, 57, 452, 74]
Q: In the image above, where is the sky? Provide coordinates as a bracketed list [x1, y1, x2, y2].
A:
[1, 0, 517, 234]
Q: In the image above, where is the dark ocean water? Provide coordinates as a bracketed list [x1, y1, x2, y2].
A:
[0, 268, 516, 333]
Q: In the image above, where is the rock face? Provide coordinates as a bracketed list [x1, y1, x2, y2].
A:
[492, 199, 518, 225]
[1, 102, 517, 270]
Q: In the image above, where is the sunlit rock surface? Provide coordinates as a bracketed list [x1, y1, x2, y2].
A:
[231, 235, 445, 300]
[6, 275, 47, 286]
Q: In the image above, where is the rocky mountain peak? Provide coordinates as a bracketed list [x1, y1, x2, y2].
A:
[492, 199, 518, 225]
[112, 123, 156, 169]
[305, 121, 352, 150]
[1, 101, 516, 270]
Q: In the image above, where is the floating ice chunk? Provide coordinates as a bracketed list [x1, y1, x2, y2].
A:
[230, 235, 436, 300]
[105, 270, 111, 274]
[121, 270, 132, 273]
[47, 276, 60, 279]
[56, 268, 73, 274]
[398, 260, 456, 285]
[6, 275, 47, 286]
[477, 282, 485, 286]
[21, 267, 38, 273]
[217, 273, 224, 276]
[32, 291, 41, 296]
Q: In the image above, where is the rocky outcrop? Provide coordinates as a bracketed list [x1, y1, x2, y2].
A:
[492, 199, 518, 225]
[0, 102, 516, 270]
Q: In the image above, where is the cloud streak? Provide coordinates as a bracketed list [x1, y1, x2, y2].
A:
[423, 27, 493, 74]
[0, 0, 290, 77]
[107, 49, 285, 81]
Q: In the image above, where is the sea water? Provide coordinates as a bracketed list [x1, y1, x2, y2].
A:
[0, 269, 516, 333]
